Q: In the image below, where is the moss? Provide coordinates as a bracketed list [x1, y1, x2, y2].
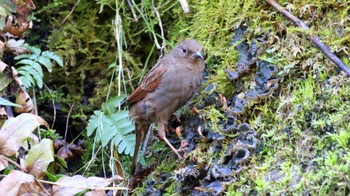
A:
[32, 0, 350, 194]
[140, 0, 350, 193]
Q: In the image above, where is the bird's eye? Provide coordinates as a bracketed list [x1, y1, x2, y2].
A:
[182, 48, 187, 54]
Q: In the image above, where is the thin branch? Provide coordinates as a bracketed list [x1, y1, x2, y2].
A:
[178, 0, 190, 14]
[265, 0, 350, 76]
[126, 0, 138, 21]
[0, 154, 27, 173]
[36, 179, 129, 191]
[64, 103, 74, 140]
[44, 84, 56, 129]
[34, 178, 51, 195]
[152, 0, 166, 56]
[62, 0, 81, 24]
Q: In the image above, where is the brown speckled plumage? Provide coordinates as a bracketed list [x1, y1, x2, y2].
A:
[128, 39, 205, 174]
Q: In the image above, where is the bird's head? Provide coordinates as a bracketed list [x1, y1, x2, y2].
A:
[173, 39, 204, 62]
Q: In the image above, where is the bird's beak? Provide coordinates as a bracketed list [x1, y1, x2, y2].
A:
[193, 51, 204, 59]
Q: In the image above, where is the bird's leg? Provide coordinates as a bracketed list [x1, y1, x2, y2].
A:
[175, 126, 188, 152]
[157, 122, 182, 159]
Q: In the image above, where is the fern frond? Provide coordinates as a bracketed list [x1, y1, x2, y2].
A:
[18, 66, 43, 88]
[37, 56, 53, 72]
[18, 72, 34, 88]
[86, 95, 135, 156]
[42, 51, 63, 67]
[25, 45, 41, 56]
[14, 54, 37, 60]
[14, 46, 64, 88]
[0, 97, 22, 107]
[16, 59, 43, 76]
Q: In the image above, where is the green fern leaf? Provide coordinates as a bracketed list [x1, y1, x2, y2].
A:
[14, 54, 37, 60]
[86, 110, 102, 137]
[87, 95, 135, 155]
[42, 51, 63, 67]
[102, 95, 127, 112]
[114, 131, 135, 155]
[37, 56, 53, 72]
[19, 73, 34, 88]
[18, 66, 43, 88]
[99, 116, 118, 147]
[25, 45, 41, 56]
[87, 110, 118, 147]
[0, 97, 22, 107]
[16, 59, 43, 77]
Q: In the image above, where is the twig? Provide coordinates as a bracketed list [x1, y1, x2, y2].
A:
[36, 179, 129, 191]
[62, 0, 81, 24]
[265, 0, 350, 76]
[64, 103, 74, 140]
[126, 0, 138, 21]
[44, 84, 56, 129]
[151, 0, 166, 56]
[178, 0, 190, 14]
[0, 154, 27, 172]
[34, 178, 51, 195]
[113, 8, 123, 97]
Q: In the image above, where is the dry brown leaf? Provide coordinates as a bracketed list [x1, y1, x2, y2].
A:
[0, 41, 4, 59]
[0, 170, 41, 195]
[0, 60, 8, 73]
[56, 145, 73, 161]
[11, 66, 23, 86]
[84, 190, 107, 196]
[15, 89, 34, 114]
[0, 107, 7, 120]
[0, 154, 8, 171]
[24, 139, 54, 178]
[0, 113, 47, 156]
[4, 39, 28, 55]
[52, 175, 124, 196]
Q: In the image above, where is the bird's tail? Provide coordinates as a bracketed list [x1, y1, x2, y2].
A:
[131, 123, 150, 175]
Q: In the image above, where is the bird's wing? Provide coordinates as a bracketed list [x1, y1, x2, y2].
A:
[127, 60, 167, 105]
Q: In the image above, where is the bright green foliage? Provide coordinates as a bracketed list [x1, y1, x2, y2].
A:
[14, 45, 63, 88]
[24, 139, 54, 178]
[86, 95, 135, 156]
[0, 97, 21, 108]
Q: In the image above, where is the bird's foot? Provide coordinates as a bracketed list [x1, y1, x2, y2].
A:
[175, 126, 183, 140]
[177, 140, 189, 152]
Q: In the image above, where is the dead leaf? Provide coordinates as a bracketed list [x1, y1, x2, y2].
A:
[0, 107, 7, 120]
[52, 175, 124, 196]
[15, 89, 34, 113]
[0, 170, 41, 195]
[56, 139, 85, 162]
[0, 42, 4, 61]
[24, 139, 54, 178]
[0, 154, 8, 171]
[0, 60, 8, 73]
[84, 190, 107, 196]
[0, 113, 47, 156]
[11, 66, 23, 86]
[4, 39, 28, 55]
[56, 145, 73, 161]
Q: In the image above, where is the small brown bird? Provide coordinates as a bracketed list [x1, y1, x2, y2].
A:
[128, 39, 205, 174]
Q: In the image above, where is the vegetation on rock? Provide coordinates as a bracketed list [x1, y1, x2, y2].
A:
[0, 0, 350, 195]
